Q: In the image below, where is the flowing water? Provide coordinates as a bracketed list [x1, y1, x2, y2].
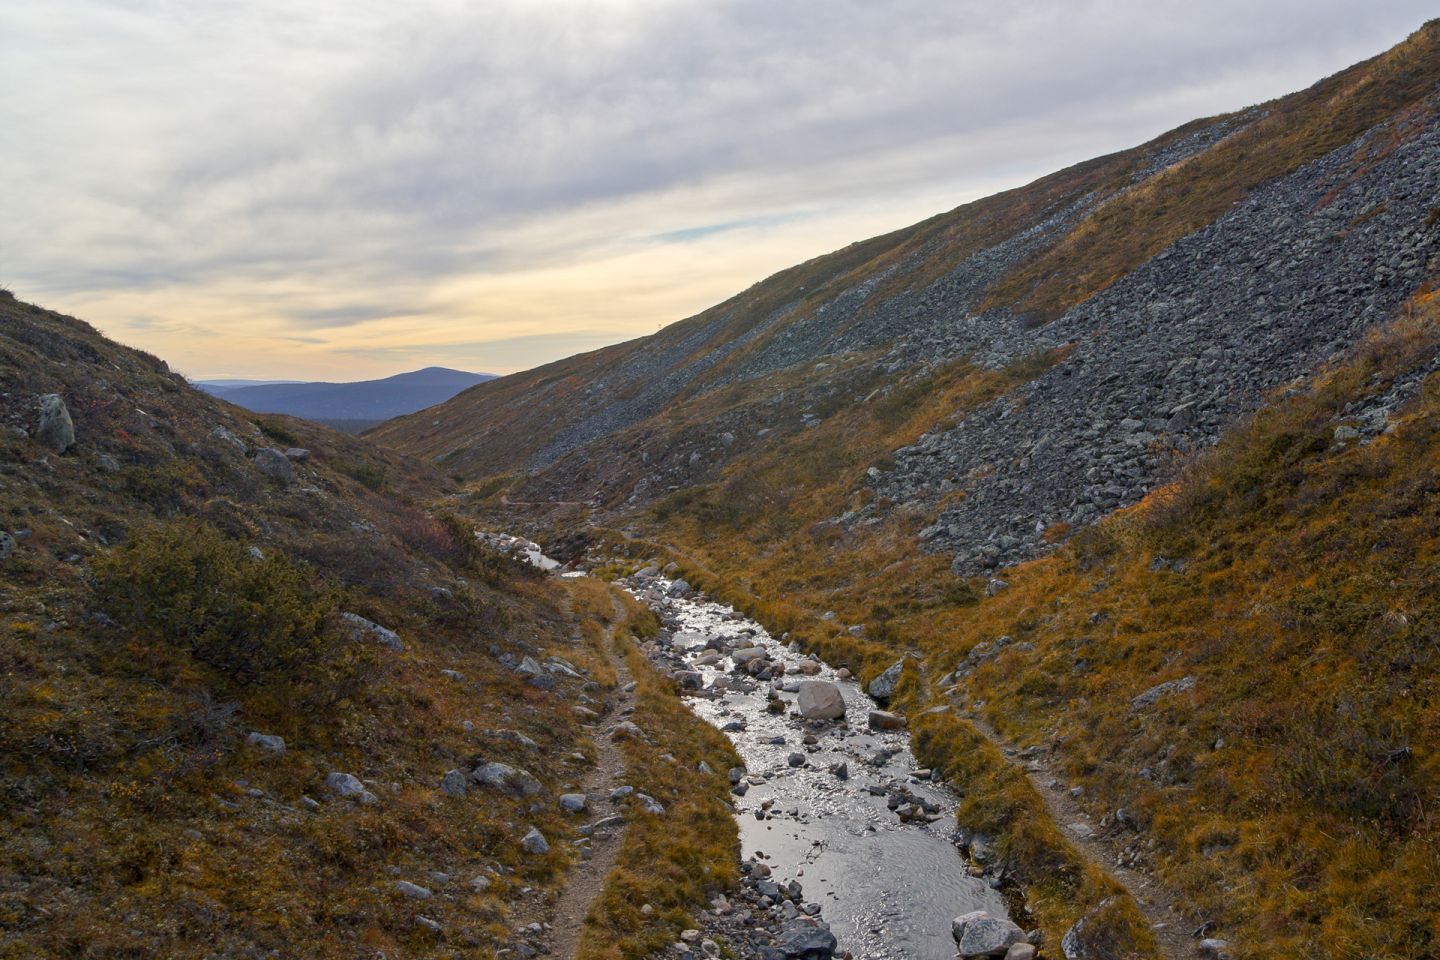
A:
[631, 581, 1007, 960]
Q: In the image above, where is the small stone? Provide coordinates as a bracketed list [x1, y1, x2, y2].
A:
[414, 915, 442, 934]
[559, 793, 587, 812]
[395, 880, 432, 900]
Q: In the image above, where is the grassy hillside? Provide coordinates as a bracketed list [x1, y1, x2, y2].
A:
[0, 294, 740, 959]
[373, 22, 1440, 494]
[595, 283, 1440, 957]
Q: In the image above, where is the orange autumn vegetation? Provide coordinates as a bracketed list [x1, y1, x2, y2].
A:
[595, 286, 1440, 957]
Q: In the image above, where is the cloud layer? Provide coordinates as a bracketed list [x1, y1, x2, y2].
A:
[2, 1, 1433, 378]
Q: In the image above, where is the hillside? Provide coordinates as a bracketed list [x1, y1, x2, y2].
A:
[369, 20, 1440, 960]
[200, 366, 494, 433]
[374, 20, 1440, 573]
[0, 294, 738, 959]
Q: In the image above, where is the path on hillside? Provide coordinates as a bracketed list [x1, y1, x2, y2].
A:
[904, 646, 1198, 960]
[548, 591, 635, 960]
[965, 711, 1200, 960]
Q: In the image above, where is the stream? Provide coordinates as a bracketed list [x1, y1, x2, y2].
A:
[628, 577, 1008, 960]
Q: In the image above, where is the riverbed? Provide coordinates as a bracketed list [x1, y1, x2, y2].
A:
[630, 579, 1007, 960]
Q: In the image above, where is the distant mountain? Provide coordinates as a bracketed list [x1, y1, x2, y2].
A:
[195, 378, 305, 395]
[201, 366, 494, 431]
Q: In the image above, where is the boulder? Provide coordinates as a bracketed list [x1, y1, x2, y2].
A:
[283, 447, 310, 461]
[867, 710, 906, 731]
[520, 826, 550, 855]
[36, 394, 74, 453]
[796, 681, 846, 720]
[245, 732, 286, 754]
[211, 425, 248, 453]
[0, 531, 14, 561]
[732, 646, 768, 664]
[325, 772, 378, 804]
[952, 911, 1025, 957]
[1129, 675, 1196, 712]
[868, 658, 905, 702]
[666, 579, 693, 598]
[793, 659, 821, 675]
[252, 447, 294, 484]
[776, 920, 837, 959]
[471, 761, 542, 798]
[340, 612, 404, 652]
[439, 769, 467, 797]
[559, 793, 587, 812]
[395, 880, 432, 899]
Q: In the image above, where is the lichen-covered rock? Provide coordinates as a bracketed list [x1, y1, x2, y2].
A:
[471, 761, 542, 797]
[36, 394, 74, 453]
[952, 911, 1025, 957]
[340, 612, 404, 652]
[868, 658, 905, 702]
[252, 447, 294, 484]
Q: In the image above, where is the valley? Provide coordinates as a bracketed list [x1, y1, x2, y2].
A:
[4, 14, 1440, 960]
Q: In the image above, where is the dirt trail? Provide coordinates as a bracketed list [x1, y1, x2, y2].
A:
[965, 713, 1199, 960]
[548, 591, 636, 960]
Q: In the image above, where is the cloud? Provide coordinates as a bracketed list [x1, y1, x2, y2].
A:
[1, 1, 1434, 378]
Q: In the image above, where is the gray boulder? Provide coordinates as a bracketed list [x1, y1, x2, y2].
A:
[252, 447, 294, 484]
[666, 579, 693, 598]
[559, 793, 587, 812]
[283, 447, 310, 461]
[520, 826, 550, 855]
[245, 732, 286, 754]
[868, 658, 906, 703]
[340, 612, 404, 652]
[951, 911, 1025, 957]
[1129, 675, 1196, 712]
[395, 880, 432, 900]
[0, 531, 15, 561]
[471, 761, 542, 798]
[211, 425, 248, 453]
[796, 681, 846, 720]
[439, 769, 467, 797]
[325, 772, 378, 804]
[776, 920, 837, 958]
[36, 394, 74, 453]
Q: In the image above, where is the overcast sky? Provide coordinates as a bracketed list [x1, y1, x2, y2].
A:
[2, 2, 1433, 379]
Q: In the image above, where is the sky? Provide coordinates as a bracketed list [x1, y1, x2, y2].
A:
[2, 2, 1434, 380]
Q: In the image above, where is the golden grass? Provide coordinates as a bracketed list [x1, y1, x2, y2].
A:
[574, 593, 743, 960]
[616, 286, 1440, 957]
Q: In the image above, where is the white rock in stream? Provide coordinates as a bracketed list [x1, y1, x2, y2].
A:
[796, 680, 847, 720]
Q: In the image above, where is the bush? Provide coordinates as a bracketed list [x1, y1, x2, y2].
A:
[94, 522, 349, 683]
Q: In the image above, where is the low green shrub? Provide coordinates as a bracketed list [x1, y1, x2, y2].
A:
[94, 521, 349, 684]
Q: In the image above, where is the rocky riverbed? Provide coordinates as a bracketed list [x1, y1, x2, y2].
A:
[625, 571, 1026, 960]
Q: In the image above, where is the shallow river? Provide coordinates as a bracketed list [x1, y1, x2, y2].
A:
[632, 581, 1007, 960]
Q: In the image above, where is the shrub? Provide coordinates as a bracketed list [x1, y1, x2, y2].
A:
[336, 459, 387, 491]
[93, 522, 349, 684]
